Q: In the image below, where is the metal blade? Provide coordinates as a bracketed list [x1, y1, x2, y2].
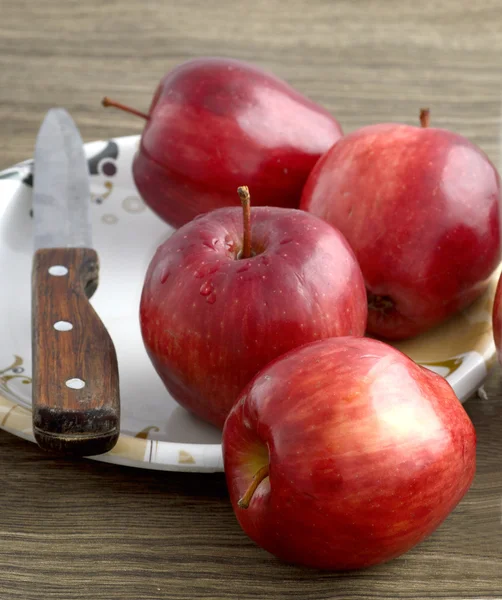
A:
[33, 108, 92, 250]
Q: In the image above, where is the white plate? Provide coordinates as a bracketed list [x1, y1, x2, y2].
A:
[0, 135, 498, 471]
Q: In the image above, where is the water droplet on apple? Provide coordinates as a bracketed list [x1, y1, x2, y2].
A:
[160, 267, 170, 284]
[237, 262, 252, 273]
[203, 239, 220, 251]
[207, 263, 220, 275]
[199, 281, 214, 296]
[194, 262, 206, 278]
[196, 262, 220, 278]
[280, 238, 293, 245]
[206, 293, 216, 305]
[261, 255, 270, 266]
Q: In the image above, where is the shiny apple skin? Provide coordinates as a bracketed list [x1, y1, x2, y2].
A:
[300, 123, 501, 340]
[133, 57, 343, 229]
[222, 336, 476, 570]
[140, 207, 367, 428]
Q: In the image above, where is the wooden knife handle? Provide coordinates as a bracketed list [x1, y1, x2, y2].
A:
[31, 247, 120, 456]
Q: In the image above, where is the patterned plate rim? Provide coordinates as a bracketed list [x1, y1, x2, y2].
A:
[0, 136, 497, 471]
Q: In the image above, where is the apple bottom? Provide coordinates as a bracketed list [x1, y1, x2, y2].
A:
[222, 337, 476, 570]
[365, 274, 493, 341]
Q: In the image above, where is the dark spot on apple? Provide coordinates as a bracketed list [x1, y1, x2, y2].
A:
[367, 290, 395, 314]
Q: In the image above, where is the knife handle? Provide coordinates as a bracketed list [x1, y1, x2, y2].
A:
[31, 247, 120, 456]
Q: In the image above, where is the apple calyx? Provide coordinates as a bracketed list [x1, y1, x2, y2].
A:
[101, 97, 150, 121]
[237, 464, 269, 509]
[367, 291, 395, 314]
[419, 108, 430, 128]
[237, 186, 252, 259]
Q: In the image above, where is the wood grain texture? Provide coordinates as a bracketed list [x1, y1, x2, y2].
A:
[1, 0, 502, 598]
[31, 248, 120, 455]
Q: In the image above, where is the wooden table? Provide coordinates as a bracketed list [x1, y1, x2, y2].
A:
[1, 1, 501, 598]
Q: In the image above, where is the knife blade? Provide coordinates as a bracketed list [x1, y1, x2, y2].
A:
[31, 108, 120, 456]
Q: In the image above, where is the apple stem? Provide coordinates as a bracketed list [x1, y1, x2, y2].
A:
[237, 464, 269, 509]
[237, 186, 252, 259]
[420, 108, 430, 128]
[101, 97, 150, 121]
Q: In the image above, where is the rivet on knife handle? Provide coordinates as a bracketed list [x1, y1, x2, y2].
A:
[31, 247, 120, 456]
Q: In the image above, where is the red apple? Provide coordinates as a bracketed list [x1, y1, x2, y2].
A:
[493, 273, 502, 362]
[223, 336, 476, 570]
[140, 188, 367, 428]
[300, 109, 501, 340]
[103, 57, 343, 229]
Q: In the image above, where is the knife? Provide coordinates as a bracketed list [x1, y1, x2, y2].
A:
[31, 108, 120, 456]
